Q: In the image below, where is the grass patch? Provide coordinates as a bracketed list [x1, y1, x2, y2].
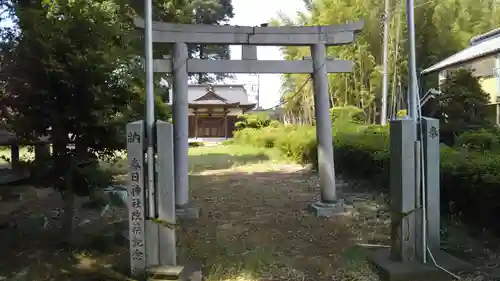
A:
[0, 146, 33, 165]
[188, 144, 286, 174]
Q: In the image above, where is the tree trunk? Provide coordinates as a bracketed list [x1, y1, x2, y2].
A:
[61, 189, 75, 240]
[51, 132, 75, 242]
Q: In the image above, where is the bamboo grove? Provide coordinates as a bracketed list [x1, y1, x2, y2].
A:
[274, 0, 500, 124]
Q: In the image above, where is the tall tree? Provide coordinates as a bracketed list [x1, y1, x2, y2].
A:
[190, 0, 234, 84]
[132, 0, 235, 85]
[0, 0, 168, 238]
[0, 0, 238, 238]
[434, 69, 493, 144]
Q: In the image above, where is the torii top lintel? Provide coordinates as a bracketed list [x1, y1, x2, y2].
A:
[134, 18, 364, 46]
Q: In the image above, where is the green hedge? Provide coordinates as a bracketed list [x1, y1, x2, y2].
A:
[232, 124, 500, 233]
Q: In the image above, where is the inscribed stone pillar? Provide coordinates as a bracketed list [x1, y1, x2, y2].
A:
[421, 117, 440, 252]
[126, 121, 147, 277]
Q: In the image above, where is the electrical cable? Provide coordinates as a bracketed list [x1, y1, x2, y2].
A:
[270, 75, 312, 110]
[268, 56, 329, 111]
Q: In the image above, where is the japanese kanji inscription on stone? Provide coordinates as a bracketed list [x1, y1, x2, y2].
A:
[126, 121, 146, 276]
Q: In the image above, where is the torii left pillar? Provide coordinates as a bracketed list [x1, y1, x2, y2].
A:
[172, 42, 200, 219]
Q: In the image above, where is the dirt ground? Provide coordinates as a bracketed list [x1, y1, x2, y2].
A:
[0, 145, 499, 281]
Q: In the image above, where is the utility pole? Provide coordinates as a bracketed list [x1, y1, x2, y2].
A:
[250, 73, 261, 109]
[406, 0, 426, 263]
[256, 74, 260, 109]
[380, 0, 391, 125]
[406, 0, 418, 120]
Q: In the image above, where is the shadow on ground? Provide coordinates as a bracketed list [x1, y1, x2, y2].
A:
[0, 188, 131, 281]
[1, 145, 496, 281]
[0, 226, 129, 281]
[0, 163, 384, 281]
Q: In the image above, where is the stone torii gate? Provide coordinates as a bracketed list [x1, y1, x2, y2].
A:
[134, 18, 364, 218]
[129, 16, 470, 281]
[128, 18, 369, 279]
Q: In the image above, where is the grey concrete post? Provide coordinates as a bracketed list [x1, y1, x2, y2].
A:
[421, 117, 440, 251]
[10, 143, 19, 170]
[172, 42, 189, 207]
[414, 140, 423, 262]
[156, 121, 177, 265]
[242, 45, 257, 60]
[389, 119, 416, 262]
[145, 211, 160, 266]
[311, 43, 336, 203]
[126, 121, 147, 277]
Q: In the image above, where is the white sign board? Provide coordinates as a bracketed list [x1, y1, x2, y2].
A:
[126, 121, 146, 276]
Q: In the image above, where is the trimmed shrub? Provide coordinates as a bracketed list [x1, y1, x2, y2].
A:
[235, 113, 271, 130]
[455, 129, 500, 151]
[330, 106, 365, 123]
[396, 109, 408, 118]
[274, 125, 317, 163]
[188, 141, 204, 147]
[232, 123, 500, 233]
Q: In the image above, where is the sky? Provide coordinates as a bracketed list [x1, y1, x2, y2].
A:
[228, 0, 306, 109]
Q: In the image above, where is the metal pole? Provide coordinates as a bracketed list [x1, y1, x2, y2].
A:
[406, 0, 419, 121]
[144, 0, 156, 218]
[406, 0, 426, 263]
[173, 42, 189, 207]
[381, 0, 391, 126]
[311, 43, 337, 203]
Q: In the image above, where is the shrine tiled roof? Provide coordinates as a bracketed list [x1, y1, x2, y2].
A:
[186, 84, 254, 105]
